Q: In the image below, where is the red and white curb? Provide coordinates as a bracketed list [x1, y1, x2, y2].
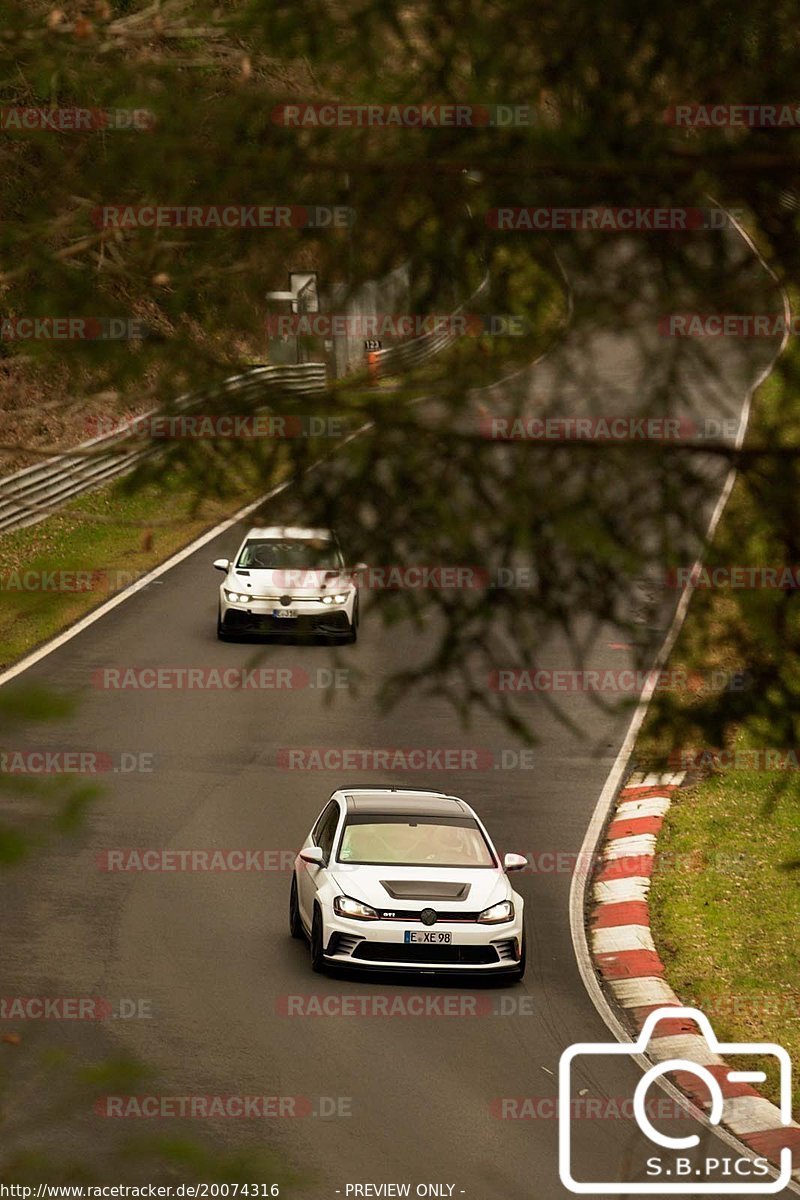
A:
[590, 770, 800, 1183]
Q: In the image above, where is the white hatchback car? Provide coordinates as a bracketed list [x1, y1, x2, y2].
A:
[290, 787, 527, 979]
[214, 526, 363, 642]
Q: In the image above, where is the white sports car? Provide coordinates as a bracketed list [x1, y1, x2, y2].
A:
[213, 525, 363, 642]
[290, 787, 527, 979]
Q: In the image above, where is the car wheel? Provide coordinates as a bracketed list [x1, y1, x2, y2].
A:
[289, 874, 304, 940]
[509, 930, 526, 983]
[310, 905, 326, 974]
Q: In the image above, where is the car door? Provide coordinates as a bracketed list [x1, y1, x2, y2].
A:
[297, 799, 340, 927]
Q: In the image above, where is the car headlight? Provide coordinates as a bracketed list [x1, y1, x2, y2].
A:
[477, 900, 514, 924]
[334, 895, 380, 921]
[321, 593, 348, 605]
[225, 590, 247, 603]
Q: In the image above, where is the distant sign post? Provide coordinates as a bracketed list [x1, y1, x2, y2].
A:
[265, 272, 320, 364]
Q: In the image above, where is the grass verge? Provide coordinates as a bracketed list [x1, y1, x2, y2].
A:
[0, 473, 264, 670]
[640, 298, 800, 1115]
[649, 758, 800, 1112]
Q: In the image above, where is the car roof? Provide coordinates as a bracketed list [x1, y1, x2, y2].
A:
[333, 787, 471, 817]
[243, 526, 333, 541]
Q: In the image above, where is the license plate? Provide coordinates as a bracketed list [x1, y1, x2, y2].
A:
[404, 931, 452, 944]
[272, 608, 297, 618]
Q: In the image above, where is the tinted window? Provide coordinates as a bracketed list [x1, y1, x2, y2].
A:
[315, 803, 341, 860]
[237, 538, 343, 570]
[312, 800, 337, 845]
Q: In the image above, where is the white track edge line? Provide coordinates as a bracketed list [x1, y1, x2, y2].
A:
[568, 204, 798, 1190]
[0, 484, 290, 689]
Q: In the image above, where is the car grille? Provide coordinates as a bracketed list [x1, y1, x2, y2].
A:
[224, 610, 350, 633]
[247, 595, 311, 603]
[351, 942, 499, 966]
[375, 909, 481, 922]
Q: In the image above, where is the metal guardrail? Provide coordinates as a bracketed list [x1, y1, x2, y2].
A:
[0, 362, 327, 534]
[0, 269, 488, 534]
[370, 274, 490, 375]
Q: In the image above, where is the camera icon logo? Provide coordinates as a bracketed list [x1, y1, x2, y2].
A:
[559, 1006, 793, 1194]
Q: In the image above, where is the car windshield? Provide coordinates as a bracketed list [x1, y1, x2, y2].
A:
[337, 815, 495, 867]
[236, 538, 343, 570]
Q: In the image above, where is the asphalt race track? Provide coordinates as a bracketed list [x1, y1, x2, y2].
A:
[1, 221, 793, 1198]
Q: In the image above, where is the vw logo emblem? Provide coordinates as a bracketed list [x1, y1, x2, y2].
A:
[420, 908, 438, 926]
[279, 595, 292, 606]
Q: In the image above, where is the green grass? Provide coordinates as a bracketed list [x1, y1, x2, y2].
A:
[0, 472, 264, 670]
[649, 754, 800, 1112]
[640, 289, 800, 1116]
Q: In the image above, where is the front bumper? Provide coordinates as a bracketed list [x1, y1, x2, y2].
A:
[220, 591, 355, 636]
[321, 910, 524, 973]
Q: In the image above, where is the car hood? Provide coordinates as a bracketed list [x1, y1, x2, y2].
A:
[228, 567, 352, 599]
[328, 863, 511, 913]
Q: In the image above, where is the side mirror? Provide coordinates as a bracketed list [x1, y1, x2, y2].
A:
[503, 852, 528, 873]
[351, 562, 368, 574]
[213, 558, 230, 572]
[299, 846, 326, 867]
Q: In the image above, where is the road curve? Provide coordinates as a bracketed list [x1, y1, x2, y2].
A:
[0, 220, 792, 1198]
